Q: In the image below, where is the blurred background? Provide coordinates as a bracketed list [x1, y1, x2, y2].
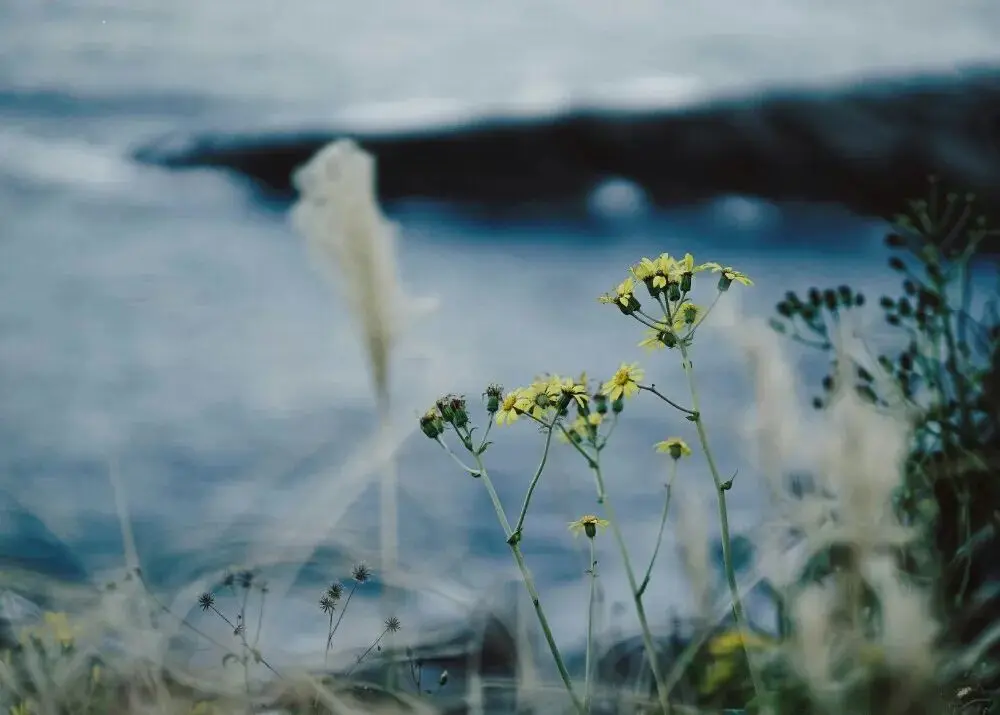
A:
[1, 0, 1000, 673]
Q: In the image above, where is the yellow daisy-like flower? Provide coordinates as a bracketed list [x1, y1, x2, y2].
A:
[601, 362, 644, 401]
[521, 382, 556, 421]
[568, 514, 610, 539]
[672, 302, 704, 332]
[637, 320, 677, 350]
[702, 262, 753, 289]
[598, 277, 639, 313]
[547, 375, 589, 410]
[495, 390, 528, 426]
[669, 252, 714, 279]
[630, 254, 674, 290]
[655, 437, 692, 460]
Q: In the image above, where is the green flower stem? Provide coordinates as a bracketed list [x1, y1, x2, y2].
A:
[638, 458, 678, 599]
[468, 450, 585, 715]
[513, 416, 558, 536]
[436, 438, 480, 476]
[328, 581, 360, 658]
[637, 384, 697, 416]
[584, 536, 597, 713]
[587, 456, 670, 715]
[677, 342, 765, 702]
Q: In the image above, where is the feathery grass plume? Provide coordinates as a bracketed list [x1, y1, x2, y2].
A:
[672, 483, 713, 625]
[291, 139, 403, 675]
[290, 138, 399, 407]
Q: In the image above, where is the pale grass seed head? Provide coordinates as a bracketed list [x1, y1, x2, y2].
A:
[739, 311, 940, 698]
[672, 483, 713, 623]
[291, 139, 400, 409]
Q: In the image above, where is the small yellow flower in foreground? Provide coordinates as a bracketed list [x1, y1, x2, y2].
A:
[496, 390, 527, 426]
[601, 362, 644, 401]
[655, 437, 692, 460]
[707, 629, 775, 656]
[568, 514, 610, 539]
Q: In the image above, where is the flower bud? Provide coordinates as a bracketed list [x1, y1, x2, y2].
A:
[612, 396, 625, 414]
[617, 294, 641, 316]
[584, 522, 597, 539]
[593, 393, 608, 415]
[659, 330, 678, 348]
[717, 273, 732, 292]
[668, 283, 681, 302]
[680, 271, 693, 292]
[419, 409, 445, 440]
[483, 384, 503, 415]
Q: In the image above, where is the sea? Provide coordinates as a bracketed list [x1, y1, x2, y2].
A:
[1, 0, 1000, 675]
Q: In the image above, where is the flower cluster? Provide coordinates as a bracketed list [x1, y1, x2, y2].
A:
[600, 252, 752, 351]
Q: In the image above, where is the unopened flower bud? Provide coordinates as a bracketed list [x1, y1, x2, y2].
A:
[419, 409, 445, 439]
[659, 330, 678, 348]
[483, 383, 503, 415]
[617, 294, 641, 316]
[612, 396, 625, 414]
[593, 393, 608, 415]
[668, 283, 681, 302]
[680, 271, 693, 292]
[717, 273, 732, 292]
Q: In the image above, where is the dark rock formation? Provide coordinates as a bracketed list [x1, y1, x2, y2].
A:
[134, 65, 1000, 237]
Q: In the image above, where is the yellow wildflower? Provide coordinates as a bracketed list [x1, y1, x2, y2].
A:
[601, 362, 644, 401]
[546, 375, 589, 410]
[655, 437, 692, 460]
[598, 277, 640, 314]
[568, 514, 610, 539]
[702, 262, 753, 290]
[495, 390, 528, 426]
[672, 302, 704, 332]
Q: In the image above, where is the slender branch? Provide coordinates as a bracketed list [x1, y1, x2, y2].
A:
[513, 414, 559, 535]
[466, 449, 584, 714]
[435, 437, 480, 475]
[588, 458, 670, 715]
[637, 384, 697, 416]
[327, 582, 359, 651]
[584, 537, 598, 713]
[638, 459, 678, 598]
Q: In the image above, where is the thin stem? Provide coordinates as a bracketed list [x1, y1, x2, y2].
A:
[637, 384, 697, 416]
[688, 289, 723, 338]
[638, 459, 678, 599]
[324, 611, 334, 667]
[589, 458, 670, 715]
[678, 342, 766, 702]
[347, 627, 389, 675]
[597, 413, 620, 451]
[467, 450, 585, 714]
[513, 415, 559, 535]
[328, 582, 359, 651]
[584, 537, 597, 713]
[436, 437, 480, 475]
[253, 588, 266, 649]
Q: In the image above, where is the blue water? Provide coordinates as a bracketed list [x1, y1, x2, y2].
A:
[2, 0, 1000, 670]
